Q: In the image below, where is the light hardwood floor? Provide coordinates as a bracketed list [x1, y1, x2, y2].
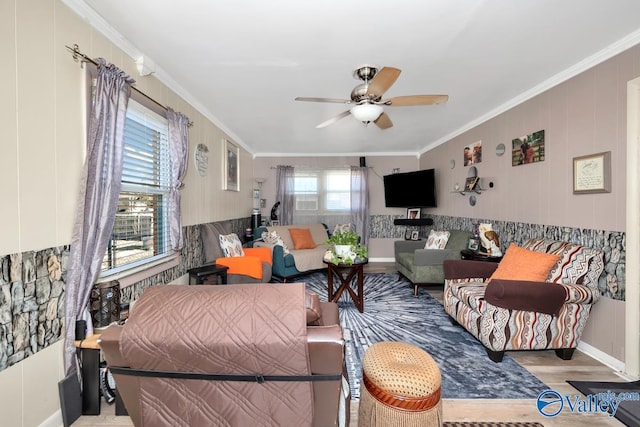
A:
[73, 263, 629, 426]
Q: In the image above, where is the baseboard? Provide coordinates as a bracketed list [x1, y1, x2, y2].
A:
[38, 409, 62, 427]
[577, 341, 626, 375]
[368, 257, 395, 263]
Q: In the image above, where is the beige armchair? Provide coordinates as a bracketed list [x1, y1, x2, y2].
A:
[100, 283, 350, 427]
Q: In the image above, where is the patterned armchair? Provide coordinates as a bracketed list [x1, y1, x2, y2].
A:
[443, 238, 604, 362]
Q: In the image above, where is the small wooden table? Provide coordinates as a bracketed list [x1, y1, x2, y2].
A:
[75, 334, 102, 415]
[324, 260, 368, 313]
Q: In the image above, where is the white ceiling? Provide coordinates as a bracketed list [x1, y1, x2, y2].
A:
[66, 0, 640, 157]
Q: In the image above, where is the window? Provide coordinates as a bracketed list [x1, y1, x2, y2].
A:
[101, 99, 172, 273]
[293, 168, 351, 215]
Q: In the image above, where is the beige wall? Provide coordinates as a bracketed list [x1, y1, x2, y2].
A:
[253, 155, 419, 258]
[419, 45, 640, 364]
[0, 0, 252, 424]
[419, 46, 639, 232]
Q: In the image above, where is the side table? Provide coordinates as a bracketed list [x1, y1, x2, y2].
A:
[187, 263, 229, 285]
[324, 260, 368, 313]
[75, 334, 101, 415]
[460, 249, 502, 263]
[75, 333, 128, 416]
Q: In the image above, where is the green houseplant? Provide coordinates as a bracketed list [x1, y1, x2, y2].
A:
[325, 230, 368, 265]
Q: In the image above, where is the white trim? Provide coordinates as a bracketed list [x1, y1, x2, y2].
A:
[60, 0, 250, 156]
[577, 341, 627, 375]
[38, 409, 62, 427]
[99, 253, 180, 288]
[420, 29, 640, 156]
[626, 76, 640, 378]
[62, 1, 640, 159]
[253, 151, 420, 159]
[369, 257, 395, 263]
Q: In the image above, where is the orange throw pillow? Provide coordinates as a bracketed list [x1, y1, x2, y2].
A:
[489, 243, 560, 282]
[289, 228, 317, 250]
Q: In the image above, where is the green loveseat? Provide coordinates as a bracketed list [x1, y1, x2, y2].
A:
[394, 229, 472, 295]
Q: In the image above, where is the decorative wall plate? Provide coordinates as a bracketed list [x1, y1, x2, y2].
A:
[194, 143, 209, 177]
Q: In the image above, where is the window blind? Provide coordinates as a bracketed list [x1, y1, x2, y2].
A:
[102, 99, 171, 272]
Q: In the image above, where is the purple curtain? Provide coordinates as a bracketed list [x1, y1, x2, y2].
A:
[167, 108, 190, 250]
[63, 60, 134, 375]
[275, 165, 295, 225]
[351, 166, 370, 245]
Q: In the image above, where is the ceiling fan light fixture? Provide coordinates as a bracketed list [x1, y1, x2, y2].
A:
[350, 104, 383, 123]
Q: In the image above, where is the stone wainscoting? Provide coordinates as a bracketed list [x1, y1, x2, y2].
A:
[0, 214, 623, 372]
[119, 217, 249, 305]
[369, 214, 625, 301]
[0, 246, 69, 370]
[0, 217, 249, 373]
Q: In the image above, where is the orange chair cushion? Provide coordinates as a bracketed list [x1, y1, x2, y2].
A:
[289, 228, 317, 249]
[489, 243, 560, 283]
[216, 256, 263, 280]
[244, 247, 273, 266]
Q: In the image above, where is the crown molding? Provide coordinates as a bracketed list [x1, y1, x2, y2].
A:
[61, 0, 252, 155]
[419, 28, 640, 157]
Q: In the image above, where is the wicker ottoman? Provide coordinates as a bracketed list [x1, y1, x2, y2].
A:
[358, 341, 442, 427]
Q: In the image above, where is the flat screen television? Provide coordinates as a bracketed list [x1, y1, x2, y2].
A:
[383, 169, 437, 208]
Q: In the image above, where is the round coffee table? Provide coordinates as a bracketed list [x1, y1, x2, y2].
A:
[324, 259, 368, 313]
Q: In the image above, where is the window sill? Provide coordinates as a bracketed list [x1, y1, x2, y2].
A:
[98, 252, 180, 289]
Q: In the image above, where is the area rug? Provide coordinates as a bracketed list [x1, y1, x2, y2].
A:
[303, 272, 548, 400]
[567, 379, 640, 426]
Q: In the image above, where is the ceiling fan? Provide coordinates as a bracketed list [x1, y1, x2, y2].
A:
[295, 65, 448, 130]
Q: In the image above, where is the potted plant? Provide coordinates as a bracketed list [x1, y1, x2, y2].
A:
[325, 230, 368, 265]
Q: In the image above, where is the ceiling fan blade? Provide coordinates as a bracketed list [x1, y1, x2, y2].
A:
[374, 112, 393, 129]
[383, 95, 449, 106]
[295, 97, 352, 104]
[316, 110, 351, 128]
[366, 67, 401, 98]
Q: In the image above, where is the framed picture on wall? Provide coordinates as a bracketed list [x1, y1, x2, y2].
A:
[223, 139, 239, 191]
[573, 151, 611, 194]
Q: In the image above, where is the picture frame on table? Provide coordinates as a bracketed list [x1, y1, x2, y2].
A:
[407, 208, 421, 219]
[223, 139, 239, 191]
[410, 230, 420, 241]
[573, 151, 611, 194]
[468, 238, 479, 251]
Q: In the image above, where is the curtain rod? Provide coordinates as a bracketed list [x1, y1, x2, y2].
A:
[65, 44, 193, 127]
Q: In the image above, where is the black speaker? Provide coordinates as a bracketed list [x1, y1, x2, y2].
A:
[75, 320, 86, 340]
[251, 212, 262, 230]
[359, 156, 366, 167]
